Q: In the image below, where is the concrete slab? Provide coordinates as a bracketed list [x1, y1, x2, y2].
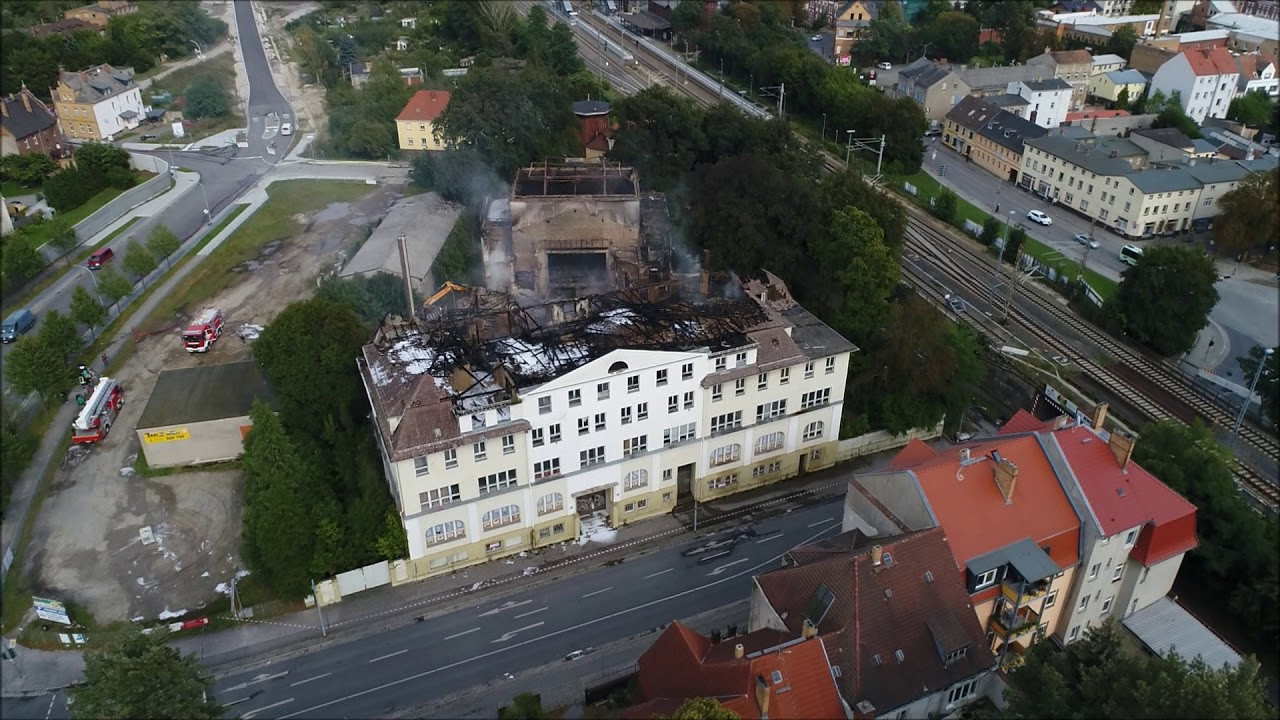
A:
[340, 191, 461, 292]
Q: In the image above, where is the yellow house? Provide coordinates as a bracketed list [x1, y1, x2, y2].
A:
[1089, 69, 1147, 104]
[833, 0, 888, 62]
[395, 90, 450, 152]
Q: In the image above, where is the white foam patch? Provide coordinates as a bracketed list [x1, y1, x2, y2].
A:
[157, 607, 187, 620]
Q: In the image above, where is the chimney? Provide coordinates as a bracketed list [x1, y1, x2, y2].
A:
[0, 99, 6, 119]
[20, 90, 31, 113]
[1109, 430, 1136, 469]
[397, 233, 416, 324]
[993, 456, 1019, 504]
[959, 447, 971, 462]
[734, 643, 745, 659]
[871, 544, 884, 566]
[1090, 402, 1109, 429]
[802, 618, 817, 639]
[700, 250, 710, 295]
[754, 675, 771, 719]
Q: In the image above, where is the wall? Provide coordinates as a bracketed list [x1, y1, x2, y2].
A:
[70, 151, 172, 244]
[135, 415, 252, 468]
[396, 119, 445, 151]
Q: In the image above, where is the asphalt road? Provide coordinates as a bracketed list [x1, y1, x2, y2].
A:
[235, 0, 294, 162]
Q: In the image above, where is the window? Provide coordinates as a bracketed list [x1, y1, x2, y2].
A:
[471, 413, 486, 429]
[623, 406, 635, 424]
[662, 468, 673, 482]
[663, 491, 672, 503]
[755, 432, 784, 454]
[947, 678, 979, 706]
[502, 434, 515, 455]
[568, 389, 581, 407]
[426, 520, 465, 545]
[444, 448, 458, 469]
[752, 461, 782, 478]
[1044, 590, 1058, 609]
[681, 362, 693, 380]
[549, 424, 562, 443]
[1088, 563, 1100, 580]
[709, 443, 741, 467]
[756, 400, 787, 422]
[825, 357, 836, 374]
[804, 361, 815, 379]
[801, 388, 831, 409]
[473, 441, 487, 461]
[638, 498, 648, 510]
[597, 382, 610, 400]
[538, 397, 552, 415]
[1077, 595, 1090, 612]
[532, 428, 545, 447]
[1112, 565, 1123, 583]
[594, 412, 606, 431]
[624, 469, 648, 490]
[802, 421, 824, 441]
[656, 369, 668, 386]
[975, 568, 998, 589]
[413, 456, 429, 477]
[627, 375, 640, 394]
[478, 469, 517, 495]
[944, 647, 967, 665]
[537, 492, 563, 514]
[1124, 529, 1137, 546]
[419, 484, 460, 509]
[734, 351, 747, 367]
[623, 435, 648, 457]
[707, 473, 739, 490]
[894, 649, 905, 663]
[779, 367, 790, 385]
[757, 372, 768, 390]
[1101, 595, 1114, 614]
[1068, 626, 1080, 642]
[664, 423, 697, 445]
[734, 378, 746, 396]
[683, 391, 694, 409]
[624, 502, 634, 513]
[533, 458, 561, 480]
[712, 383, 723, 402]
[578, 417, 590, 436]
[715, 356, 727, 371]
[637, 403, 648, 421]
[482, 504, 521, 530]
[710, 411, 742, 434]
[580, 446, 606, 467]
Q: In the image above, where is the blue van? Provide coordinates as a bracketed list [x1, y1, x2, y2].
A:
[2, 308, 37, 343]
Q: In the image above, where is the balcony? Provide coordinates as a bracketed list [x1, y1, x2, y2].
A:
[1000, 578, 1050, 605]
[1000, 640, 1030, 670]
[992, 606, 1041, 640]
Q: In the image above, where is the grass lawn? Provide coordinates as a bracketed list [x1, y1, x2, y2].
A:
[26, 176, 156, 250]
[145, 53, 244, 140]
[1, 180, 42, 198]
[142, 180, 375, 328]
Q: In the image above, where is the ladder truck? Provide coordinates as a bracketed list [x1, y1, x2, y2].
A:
[72, 377, 124, 445]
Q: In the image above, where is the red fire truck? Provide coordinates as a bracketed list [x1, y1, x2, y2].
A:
[183, 308, 224, 353]
[72, 377, 124, 445]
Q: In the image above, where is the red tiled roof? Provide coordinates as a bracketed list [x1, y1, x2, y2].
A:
[632, 623, 845, 720]
[889, 438, 937, 469]
[999, 409, 1051, 435]
[754, 527, 994, 714]
[1049, 425, 1197, 566]
[1184, 46, 1238, 77]
[396, 89, 450, 122]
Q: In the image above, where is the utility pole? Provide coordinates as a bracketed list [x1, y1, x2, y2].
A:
[311, 579, 328, 637]
[719, 58, 725, 98]
[1234, 347, 1275, 441]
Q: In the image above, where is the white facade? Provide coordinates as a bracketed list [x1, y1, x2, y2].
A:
[1149, 53, 1240, 122]
[1008, 80, 1072, 128]
[89, 85, 144, 140]
[1239, 57, 1278, 97]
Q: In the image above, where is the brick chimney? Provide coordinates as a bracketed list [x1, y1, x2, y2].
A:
[754, 675, 771, 719]
[734, 643, 744, 659]
[21, 89, 31, 113]
[1090, 402, 1109, 429]
[993, 455, 1019, 504]
[1109, 431, 1136, 469]
[802, 618, 817, 639]
[871, 544, 883, 566]
[1, 98, 7, 119]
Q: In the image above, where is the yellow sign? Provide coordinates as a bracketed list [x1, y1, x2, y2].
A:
[144, 428, 190, 444]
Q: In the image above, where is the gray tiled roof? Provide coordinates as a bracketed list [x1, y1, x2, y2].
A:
[956, 64, 1049, 92]
[0, 90, 57, 140]
[1107, 69, 1147, 84]
[945, 95, 1001, 131]
[1124, 597, 1242, 670]
[59, 63, 135, 104]
[1023, 77, 1073, 92]
[975, 110, 1047, 154]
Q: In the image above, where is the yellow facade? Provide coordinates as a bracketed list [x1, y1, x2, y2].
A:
[396, 119, 445, 152]
[942, 120, 1025, 184]
[52, 92, 100, 141]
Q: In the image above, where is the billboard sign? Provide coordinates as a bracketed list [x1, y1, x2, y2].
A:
[171, 121, 185, 139]
[33, 596, 71, 625]
[143, 428, 190, 444]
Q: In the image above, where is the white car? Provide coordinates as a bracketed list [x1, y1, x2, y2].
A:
[811, 34, 822, 41]
[877, 61, 892, 70]
[1027, 210, 1052, 226]
[1074, 233, 1100, 249]
[280, 122, 293, 136]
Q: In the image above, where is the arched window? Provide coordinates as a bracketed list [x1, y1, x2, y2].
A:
[483, 504, 521, 530]
[426, 520, 465, 546]
[709, 443, 741, 467]
[537, 492, 563, 515]
[803, 421, 825, 442]
[624, 469, 648, 490]
[608, 360, 629, 373]
[755, 432, 785, 454]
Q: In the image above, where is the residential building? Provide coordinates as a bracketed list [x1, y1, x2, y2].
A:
[27, 17, 98, 39]
[0, 86, 65, 158]
[1008, 77, 1073, 128]
[1089, 68, 1148, 102]
[1148, 45, 1240, 122]
[1027, 48, 1095, 111]
[1234, 53, 1279, 96]
[63, 1, 136, 27]
[1129, 126, 1202, 161]
[943, 96, 1047, 182]
[400, 16, 417, 28]
[1049, 13, 1167, 44]
[626, 622, 846, 719]
[573, 99, 614, 159]
[832, 1, 901, 62]
[1064, 109, 1157, 136]
[1130, 42, 1181, 74]
[348, 61, 371, 89]
[749, 527, 997, 718]
[358, 272, 855, 578]
[394, 89, 450, 151]
[1090, 53, 1128, 75]
[894, 59, 1049, 121]
[51, 63, 144, 141]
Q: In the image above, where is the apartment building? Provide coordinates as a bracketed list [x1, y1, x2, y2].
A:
[1234, 53, 1278, 97]
[894, 59, 1050, 122]
[1027, 49, 1094, 111]
[1089, 68, 1148, 103]
[1148, 45, 1240, 122]
[1090, 53, 1128, 75]
[358, 273, 854, 578]
[1009, 77, 1073, 128]
[0, 87, 65, 158]
[51, 63, 144, 141]
[943, 96, 1047, 183]
[395, 89, 450, 151]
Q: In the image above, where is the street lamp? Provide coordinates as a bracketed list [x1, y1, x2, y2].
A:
[719, 58, 725, 98]
[75, 264, 100, 290]
[197, 180, 211, 225]
[1234, 347, 1275, 439]
[189, 40, 204, 58]
[845, 129, 856, 169]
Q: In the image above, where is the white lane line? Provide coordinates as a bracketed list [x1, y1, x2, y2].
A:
[279, 523, 841, 719]
[243, 698, 294, 719]
[581, 586, 613, 599]
[444, 627, 481, 640]
[289, 672, 331, 687]
[492, 622, 545, 644]
[808, 518, 839, 528]
[643, 568, 674, 579]
[707, 557, 750, 576]
[45, 695, 56, 720]
[369, 649, 408, 663]
[514, 607, 549, 619]
[479, 599, 533, 617]
[755, 533, 786, 544]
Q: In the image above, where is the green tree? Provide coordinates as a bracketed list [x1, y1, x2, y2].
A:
[296, 23, 339, 87]
[315, 272, 419, 325]
[96, 267, 134, 311]
[499, 692, 548, 720]
[919, 11, 980, 63]
[184, 76, 230, 119]
[980, 216, 1001, 245]
[1004, 620, 1270, 719]
[74, 141, 130, 177]
[373, 506, 408, 561]
[932, 187, 959, 225]
[4, 335, 72, 405]
[859, 3, 912, 63]
[609, 86, 707, 191]
[806, 206, 899, 342]
[1104, 25, 1138, 59]
[241, 399, 320, 598]
[1, 231, 45, 289]
[146, 224, 182, 270]
[1, 407, 38, 513]
[37, 309, 80, 365]
[1227, 90, 1278, 131]
[46, 216, 81, 262]
[71, 627, 222, 720]
[1150, 91, 1202, 138]
[1212, 168, 1278, 260]
[1003, 226, 1026, 264]
[0, 153, 58, 187]
[43, 166, 92, 213]
[662, 697, 740, 719]
[671, 0, 704, 32]
[70, 284, 109, 339]
[818, 170, 908, 249]
[1113, 245, 1218, 355]
[1237, 345, 1279, 434]
[122, 239, 157, 284]
[1115, 85, 1130, 111]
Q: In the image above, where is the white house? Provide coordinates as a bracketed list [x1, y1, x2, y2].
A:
[1008, 77, 1073, 128]
[1090, 53, 1127, 75]
[1148, 46, 1240, 122]
[51, 63, 145, 141]
[1234, 53, 1278, 98]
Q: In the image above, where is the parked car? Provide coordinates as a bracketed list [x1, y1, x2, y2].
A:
[280, 122, 293, 136]
[1074, 233, 1100, 248]
[877, 61, 892, 70]
[141, 134, 158, 141]
[811, 34, 822, 41]
[1027, 210, 1052, 226]
[1, 308, 37, 343]
[87, 247, 115, 269]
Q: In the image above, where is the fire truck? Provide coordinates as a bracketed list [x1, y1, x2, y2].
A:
[72, 377, 124, 445]
[183, 308, 224, 353]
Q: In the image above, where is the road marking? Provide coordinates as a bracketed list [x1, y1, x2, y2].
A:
[289, 672, 331, 687]
[492, 622, 545, 644]
[581, 587, 613, 599]
[279, 521, 841, 719]
[45, 695, 56, 720]
[444, 627, 480, 640]
[480, 599, 533, 617]
[514, 607, 548, 619]
[369, 649, 408, 663]
[243, 698, 294, 719]
[707, 558, 750, 576]
[755, 533, 785, 544]
[225, 671, 290, 691]
[643, 568, 674, 579]
[697, 549, 732, 564]
[808, 518, 839, 528]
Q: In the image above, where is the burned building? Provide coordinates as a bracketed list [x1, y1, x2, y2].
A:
[481, 160, 672, 301]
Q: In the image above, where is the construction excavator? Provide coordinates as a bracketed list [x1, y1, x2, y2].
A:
[424, 281, 469, 307]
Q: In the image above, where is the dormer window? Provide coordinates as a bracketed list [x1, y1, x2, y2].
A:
[944, 647, 968, 665]
[974, 568, 998, 589]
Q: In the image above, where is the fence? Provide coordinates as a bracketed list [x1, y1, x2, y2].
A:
[835, 422, 945, 462]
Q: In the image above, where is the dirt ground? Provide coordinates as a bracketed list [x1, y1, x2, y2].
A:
[24, 184, 399, 624]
